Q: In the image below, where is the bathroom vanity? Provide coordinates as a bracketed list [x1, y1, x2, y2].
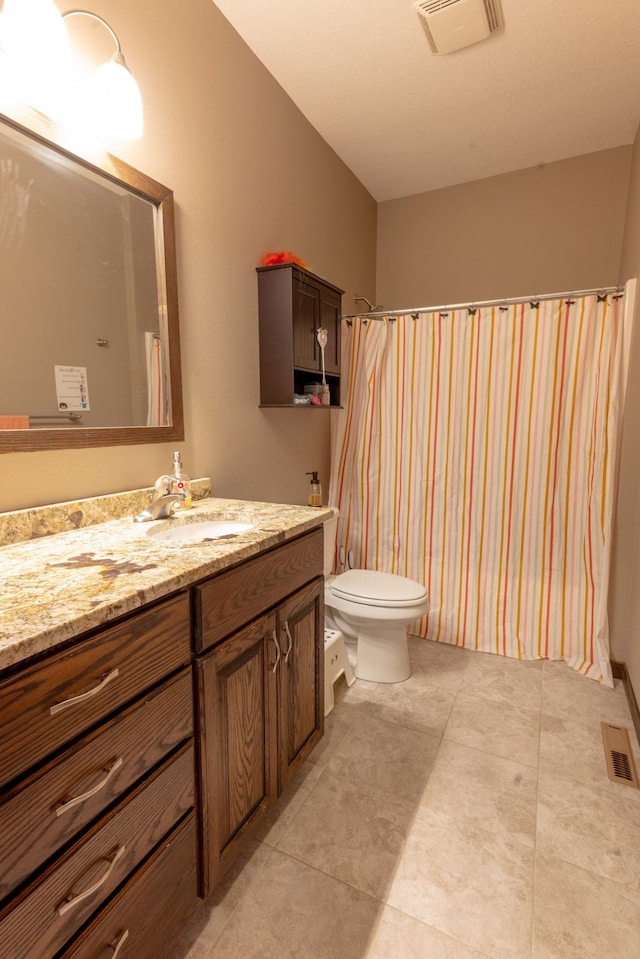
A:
[0, 493, 328, 959]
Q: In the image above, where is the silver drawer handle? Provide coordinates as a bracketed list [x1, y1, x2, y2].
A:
[110, 929, 130, 958]
[58, 844, 126, 917]
[270, 630, 281, 673]
[283, 621, 293, 664]
[49, 669, 120, 716]
[55, 757, 124, 818]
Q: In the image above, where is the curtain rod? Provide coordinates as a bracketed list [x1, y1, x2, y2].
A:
[341, 285, 625, 320]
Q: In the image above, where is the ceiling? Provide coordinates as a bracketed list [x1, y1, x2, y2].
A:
[213, 0, 640, 202]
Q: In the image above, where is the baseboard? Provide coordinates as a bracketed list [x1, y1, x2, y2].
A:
[611, 660, 640, 744]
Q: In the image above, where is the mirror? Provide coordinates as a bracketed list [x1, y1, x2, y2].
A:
[0, 111, 183, 451]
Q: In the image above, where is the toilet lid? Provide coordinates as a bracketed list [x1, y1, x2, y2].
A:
[329, 569, 428, 608]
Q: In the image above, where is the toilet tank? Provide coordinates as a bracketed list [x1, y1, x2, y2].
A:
[323, 507, 339, 576]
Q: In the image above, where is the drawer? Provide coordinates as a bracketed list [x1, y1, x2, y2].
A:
[59, 814, 197, 959]
[0, 744, 194, 959]
[0, 593, 191, 789]
[0, 670, 193, 901]
[194, 527, 323, 652]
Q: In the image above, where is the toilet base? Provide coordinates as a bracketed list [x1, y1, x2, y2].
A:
[355, 624, 411, 684]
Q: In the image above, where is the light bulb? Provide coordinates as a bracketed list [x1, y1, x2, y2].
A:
[0, 0, 69, 65]
[0, 0, 71, 118]
[92, 53, 143, 140]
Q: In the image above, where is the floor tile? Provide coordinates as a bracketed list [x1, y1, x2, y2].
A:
[461, 649, 543, 711]
[407, 635, 473, 690]
[325, 710, 440, 805]
[275, 767, 416, 899]
[419, 739, 538, 848]
[386, 806, 534, 959]
[167, 840, 274, 959]
[360, 670, 457, 738]
[539, 711, 640, 803]
[366, 906, 491, 959]
[443, 689, 541, 768]
[536, 770, 640, 889]
[204, 848, 383, 959]
[253, 761, 325, 846]
[307, 701, 356, 767]
[533, 853, 640, 959]
[542, 660, 633, 726]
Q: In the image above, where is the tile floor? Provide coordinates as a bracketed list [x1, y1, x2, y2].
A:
[169, 637, 640, 959]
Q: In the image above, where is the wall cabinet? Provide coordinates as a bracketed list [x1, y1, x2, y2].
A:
[0, 594, 197, 959]
[195, 529, 324, 896]
[257, 263, 344, 407]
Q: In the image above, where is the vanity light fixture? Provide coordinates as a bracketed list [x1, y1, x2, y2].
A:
[0, 1, 143, 141]
[0, 0, 70, 116]
[62, 9, 143, 141]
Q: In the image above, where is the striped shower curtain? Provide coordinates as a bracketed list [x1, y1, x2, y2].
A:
[329, 292, 625, 684]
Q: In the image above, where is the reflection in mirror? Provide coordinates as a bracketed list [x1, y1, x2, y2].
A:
[0, 111, 183, 451]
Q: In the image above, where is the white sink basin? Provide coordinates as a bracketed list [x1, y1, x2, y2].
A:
[147, 520, 254, 545]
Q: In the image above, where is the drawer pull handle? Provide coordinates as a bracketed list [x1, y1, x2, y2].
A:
[270, 630, 281, 673]
[58, 844, 126, 917]
[283, 621, 293, 664]
[55, 757, 124, 818]
[110, 929, 130, 958]
[49, 668, 120, 716]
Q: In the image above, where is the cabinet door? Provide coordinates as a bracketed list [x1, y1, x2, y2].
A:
[277, 579, 324, 791]
[196, 612, 278, 897]
[293, 280, 320, 371]
[320, 288, 341, 375]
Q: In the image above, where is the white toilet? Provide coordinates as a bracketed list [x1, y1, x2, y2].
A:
[322, 511, 429, 683]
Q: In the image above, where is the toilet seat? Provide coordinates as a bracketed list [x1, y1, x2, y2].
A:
[329, 569, 428, 609]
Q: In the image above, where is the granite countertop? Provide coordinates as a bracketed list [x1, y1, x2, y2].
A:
[0, 495, 332, 671]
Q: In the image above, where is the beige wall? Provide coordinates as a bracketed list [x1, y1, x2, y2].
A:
[376, 148, 631, 310]
[0, 0, 377, 511]
[611, 124, 640, 698]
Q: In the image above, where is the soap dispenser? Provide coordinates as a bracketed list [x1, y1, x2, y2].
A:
[171, 451, 192, 509]
[306, 471, 322, 507]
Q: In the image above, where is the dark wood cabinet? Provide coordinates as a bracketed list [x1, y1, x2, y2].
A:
[0, 523, 326, 955]
[59, 815, 198, 959]
[257, 263, 343, 406]
[196, 611, 279, 895]
[0, 596, 197, 959]
[195, 531, 324, 896]
[276, 579, 324, 791]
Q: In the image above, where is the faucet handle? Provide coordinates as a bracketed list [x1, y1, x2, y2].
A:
[153, 474, 175, 497]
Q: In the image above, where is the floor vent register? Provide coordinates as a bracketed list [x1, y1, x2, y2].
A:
[601, 722, 639, 788]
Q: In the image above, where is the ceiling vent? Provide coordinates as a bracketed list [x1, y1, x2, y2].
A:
[414, 0, 504, 55]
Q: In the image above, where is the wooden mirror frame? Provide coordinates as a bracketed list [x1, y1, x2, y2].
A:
[0, 112, 184, 452]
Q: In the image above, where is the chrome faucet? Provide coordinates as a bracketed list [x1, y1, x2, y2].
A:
[133, 475, 186, 522]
